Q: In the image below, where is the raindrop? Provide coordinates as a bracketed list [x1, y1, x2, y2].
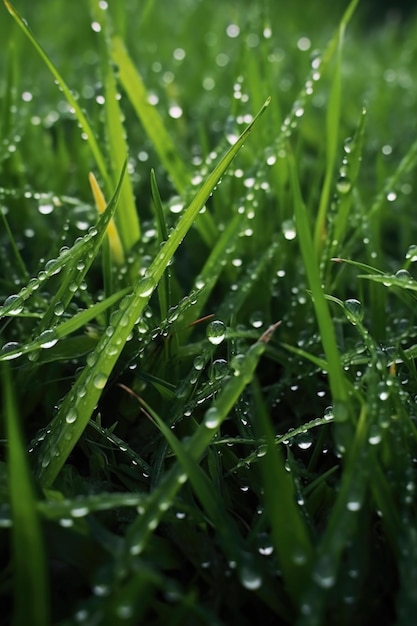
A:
[210, 359, 228, 380]
[65, 408, 77, 424]
[93, 372, 108, 389]
[343, 137, 354, 153]
[137, 276, 155, 298]
[39, 330, 58, 349]
[313, 555, 336, 589]
[344, 298, 363, 323]
[406, 245, 417, 262]
[395, 269, 412, 281]
[282, 219, 296, 240]
[206, 320, 226, 345]
[239, 565, 262, 590]
[204, 406, 222, 429]
[168, 104, 183, 119]
[336, 175, 351, 194]
[3, 294, 24, 315]
[387, 191, 397, 202]
[0, 342, 22, 360]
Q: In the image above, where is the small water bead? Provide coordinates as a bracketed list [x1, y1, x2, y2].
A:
[282, 219, 296, 240]
[387, 191, 397, 202]
[137, 276, 155, 298]
[93, 372, 108, 389]
[39, 330, 58, 349]
[204, 406, 222, 429]
[239, 565, 263, 590]
[249, 311, 264, 328]
[54, 302, 65, 316]
[0, 342, 22, 360]
[406, 245, 417, 262]
[3, 294, 24, 315]
[344, 298, 363, 322]
[395, 269, 413, 282]
[313, 555, 336, 589]
[65, 408, 78, 424]
[70, 506, 90, 518]
[210, 359, 228, 380]
[193, 355, 205, 371]
[343, 137, 354, 153]
[206, 320, 226, 345]
[336, 175, 352, 194]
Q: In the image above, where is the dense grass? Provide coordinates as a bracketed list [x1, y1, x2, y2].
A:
[2, 0, 417, 624]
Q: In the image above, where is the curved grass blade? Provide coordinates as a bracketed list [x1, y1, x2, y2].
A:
[111, 35, 190, 194]
[36, 98, 271, 487]
[288, 149, 349, 419]
[3, 0, 112, 193]
[89, 0, 140, 249]
[2, 363, 50, 626]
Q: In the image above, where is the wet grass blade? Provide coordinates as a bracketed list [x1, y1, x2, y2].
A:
[111, 35, 190, 193]
[288, 149, 348, 418]
[3, 0, 113, 194]
[2, 363, 49, 626]
[252, 379, 313, 604]
[36, 98, 270, 487]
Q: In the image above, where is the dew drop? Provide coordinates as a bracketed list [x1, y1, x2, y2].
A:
[206, 320, 226, 345]
[137, 276, 155, 298]
[344, 298, 363, 322]
[3, 294, 24, 315]
[65, 408, 78, 424]
[282, 219, 296, 240]
[39, 329, 58, 349]
[336, 175, 351, 194]
[93, 372, 108, 389]
[204, 406, 222, 429]
[239, 565, 263, 590]
[0, 342, 22, 360]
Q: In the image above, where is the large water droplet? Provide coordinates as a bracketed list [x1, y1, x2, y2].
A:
[336, 175, 351, 194]
[3, 294, 24, 315]
[206, 320, 226, 345]
[344, 298, 363, 323]
[137, 276, 155, 298]
[93, 372, 108, 389]
[204, 406, 222, 429]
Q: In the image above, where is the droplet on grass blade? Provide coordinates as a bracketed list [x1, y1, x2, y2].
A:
[206, 320, 226, 345]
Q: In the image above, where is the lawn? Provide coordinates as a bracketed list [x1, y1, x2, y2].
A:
[1, 1, 417, 624]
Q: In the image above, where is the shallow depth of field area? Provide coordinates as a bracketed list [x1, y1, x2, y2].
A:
[2, 1, 417, 625]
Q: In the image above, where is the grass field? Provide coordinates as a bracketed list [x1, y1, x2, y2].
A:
[1, 1, 417, 624]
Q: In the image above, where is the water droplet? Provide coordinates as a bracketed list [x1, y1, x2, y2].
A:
[70, 506, 89, 517]
[343, 137, 354, 153]
[395, 269, 412, 281]
[137, 276, 155, 298]
[193, 355, 205, 371]
[282, 219, 296, 240]
[204, 406, 222, 429]
[210, 359, 228, 380]
[239, 564, 262, 590]
[3, 294, 24, 315]
[66, 408, 78, 424]
[387, 191, 397, 202]
[54, 302, 65, 316]
[406, 245, 417, 262]
[206, 320, 226, 345]
[344, 298, 363, 323]
[336, 175, 351, 194]
[0, 342, 22, 360]
[313, 555, 336, 589]
[93, 372, 108, 389]
[39, 329, 58, 349]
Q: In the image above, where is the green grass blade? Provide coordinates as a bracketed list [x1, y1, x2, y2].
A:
[110, 35, 190, 193]
[288, 149, 348, 418]
[252, 379, 313, 604]
[36, 98, 270, 487]
[2, 363, 50, 626]
[89, 0, 140, 249]
[3, 0, 112, 193]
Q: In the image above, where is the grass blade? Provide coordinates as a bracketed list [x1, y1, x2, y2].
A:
[2, 363, 49, 626]
[3, 1, 113, 194]
[111, 35, 190, 193]
[36, 98, 271, 487]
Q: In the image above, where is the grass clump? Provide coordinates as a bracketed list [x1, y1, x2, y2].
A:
[1, 0, 417, 624]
